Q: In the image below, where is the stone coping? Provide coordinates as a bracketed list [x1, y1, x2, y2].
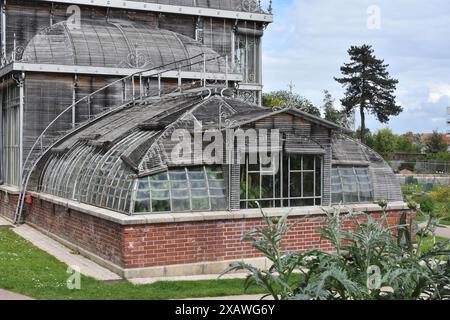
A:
[20, 190, 410, 226]
[0, 184, 20, 195]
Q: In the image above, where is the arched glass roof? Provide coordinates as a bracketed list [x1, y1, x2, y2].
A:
[32, 92, 402, 215]
[21, 19, 226, 72]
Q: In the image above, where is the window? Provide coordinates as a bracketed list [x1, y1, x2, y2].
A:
[234, 33, 260, 83]
[240, 152, 323, 209]
[133, 166, 227, 214]
[331, 167, 374, 204]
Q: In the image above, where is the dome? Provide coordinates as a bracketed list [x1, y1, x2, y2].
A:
[21, 19, 226, 73]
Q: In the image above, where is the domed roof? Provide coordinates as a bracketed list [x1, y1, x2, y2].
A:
[21, 19, 226, 72]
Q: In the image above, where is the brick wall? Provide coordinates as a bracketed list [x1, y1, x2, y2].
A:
[121, 210, 408, 269]
[0, 191, 410, 271]
[0, 191, 18, 221]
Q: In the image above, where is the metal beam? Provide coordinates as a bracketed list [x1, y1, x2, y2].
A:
[35, 0, 274, 23]
[0, 62, 244, 81]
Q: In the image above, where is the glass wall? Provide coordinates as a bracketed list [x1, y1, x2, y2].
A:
[1, 84, 20, 186]
[240, 152, 323, 209]
[331, 167, 374, 204]
[133, 166, 227, 214]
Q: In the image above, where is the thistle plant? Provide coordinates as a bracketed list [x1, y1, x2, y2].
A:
[221, 202, 450, 300]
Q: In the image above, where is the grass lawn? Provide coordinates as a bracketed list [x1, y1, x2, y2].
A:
[419, 236, 449, 255]
[0, 229, 265, 300]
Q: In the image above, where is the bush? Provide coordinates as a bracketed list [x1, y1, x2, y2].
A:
[414, 195, 435, 214]
[222, 205, 450, 300]
[429, 185, 450, 203]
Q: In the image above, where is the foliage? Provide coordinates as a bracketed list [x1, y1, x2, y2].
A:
[353, 127, 375, 149]
[414, 195, 435, 214]
[222, 204, 450, 300]
[262, 90, 321, 117]
[322, 90, 350, 128]
[424, 131, 448, 155]
[335, 44, 402, 144]
[426, 151, 450, 162]
[0, 229, 266, 300]
[429, 185, 450, 203]
[371, 128, 398, 155]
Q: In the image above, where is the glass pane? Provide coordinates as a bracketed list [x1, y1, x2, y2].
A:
[211, 197, 226, 210]
[248, 173, 260, 200]
[315, 170, 322, 197]
[134, 200, 150, 213]
[291, 199, 314, 207]
[188, 167, 206, 180]
[303, 172, 314, 197]
[172, 199, 190, 212]
[192, 198, 210, 211]
[261, 175, 274, 199]
[290, 154, 302, 171]
[303, 156, 315, 171]
[152, 200, 171, 212]
[290, 173, 302, 197]
[240, 164, 247, 198]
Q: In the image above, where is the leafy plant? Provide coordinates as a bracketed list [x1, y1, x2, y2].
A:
[221, 203, 450, 300]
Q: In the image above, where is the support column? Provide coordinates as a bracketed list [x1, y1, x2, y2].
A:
[18, 72, 24, 188]
[1, 0, 6, 63]
[0, 80, 3, 184]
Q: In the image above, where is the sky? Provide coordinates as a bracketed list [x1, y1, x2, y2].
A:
[260, 0, 450, 134]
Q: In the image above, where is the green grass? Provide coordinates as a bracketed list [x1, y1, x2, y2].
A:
[419, 236, 450, 255]
[0, 229, 265, 300]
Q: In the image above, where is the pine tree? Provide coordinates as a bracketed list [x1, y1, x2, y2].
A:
[335, 45, 402, 144]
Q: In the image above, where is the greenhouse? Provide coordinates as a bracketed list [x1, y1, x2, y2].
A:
[30, 92, 403, 216]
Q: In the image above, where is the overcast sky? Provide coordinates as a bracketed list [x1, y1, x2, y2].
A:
[261, 0, 450, 134]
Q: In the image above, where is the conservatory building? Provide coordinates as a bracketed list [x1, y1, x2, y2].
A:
[0, 0, 408, 278]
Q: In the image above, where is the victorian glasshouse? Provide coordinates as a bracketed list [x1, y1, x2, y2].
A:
[0, 0, 406, 278]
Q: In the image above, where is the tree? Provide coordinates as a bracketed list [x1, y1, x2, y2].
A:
[396, 135, 421, 153]
[322, 90, 350, 127]
[424, 131, 448, 155]
[353, 127, 374, 149]
[262, 90, 321, 117]
[372, 128, 397, 156]
[335, 44, 402, 144]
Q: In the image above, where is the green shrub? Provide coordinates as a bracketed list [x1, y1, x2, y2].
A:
[429, 185, 450, 203]
[414, 195, 435, 214]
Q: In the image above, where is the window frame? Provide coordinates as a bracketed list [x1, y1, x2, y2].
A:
[240, 152, 323, 209]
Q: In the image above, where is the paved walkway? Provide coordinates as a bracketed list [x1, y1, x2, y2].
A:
[0, 289, 33, 300]
[13, 224, 122, 281]
[0, 216, 12, 228]
[436, 226, 450, 239]
[130, 273, 249, 285]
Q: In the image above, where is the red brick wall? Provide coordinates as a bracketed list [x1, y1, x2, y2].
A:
[0, 191, 18, 221]
[122, 211, 409, 269]
[0, 191, 411, 271]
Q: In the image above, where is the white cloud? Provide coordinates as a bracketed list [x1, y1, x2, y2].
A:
[428, 83, 450, 103]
